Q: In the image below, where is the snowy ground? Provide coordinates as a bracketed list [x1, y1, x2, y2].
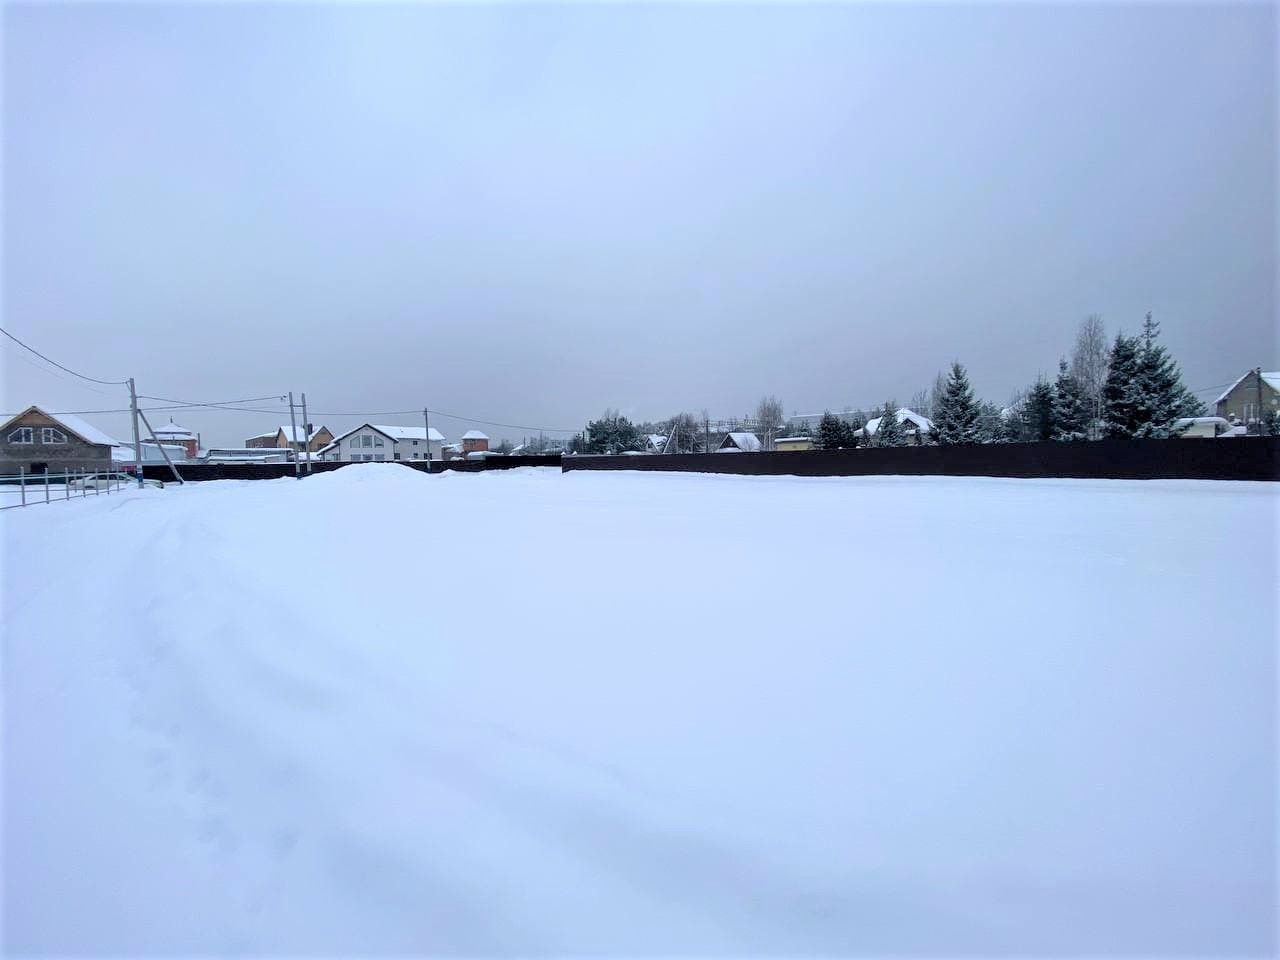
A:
[3, 465, 1276, 955]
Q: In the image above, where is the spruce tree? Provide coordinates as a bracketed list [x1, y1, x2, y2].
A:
[874, 401, 906, 447]
[1132, 312, 1203, 437]
[816, 412, 846, 450]
[934, 361, 980, 444]
[1024, 379, 1057, 442]
[838, 418, 861, 449]
[975, 401, 1003, 443]
[1052, 359, 1090, 441]
[1264, 409, 1280, 437]
[1102, 334, 1143, 438]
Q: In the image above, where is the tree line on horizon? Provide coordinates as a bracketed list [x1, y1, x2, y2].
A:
[567, 312, 1275, 454]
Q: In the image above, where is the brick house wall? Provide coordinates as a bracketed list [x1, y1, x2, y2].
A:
[0, 409, 112, 473]
[462, 437, 489, 454]
[244, 435, 278, 449]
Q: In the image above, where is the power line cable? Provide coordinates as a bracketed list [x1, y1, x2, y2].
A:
[0, 326, 129, 385]
[136, 392, 286, 407]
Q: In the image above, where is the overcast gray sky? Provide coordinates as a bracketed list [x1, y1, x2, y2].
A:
[3, 1, 1276, 446]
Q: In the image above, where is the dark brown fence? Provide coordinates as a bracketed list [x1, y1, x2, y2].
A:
[561, 439, 1280, 482]
[140, 455, 562, 482]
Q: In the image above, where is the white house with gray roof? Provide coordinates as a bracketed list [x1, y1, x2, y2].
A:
[319, 424, 446, 462]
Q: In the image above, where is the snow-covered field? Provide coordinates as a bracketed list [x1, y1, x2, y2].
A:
[3, 465, 1275, 955]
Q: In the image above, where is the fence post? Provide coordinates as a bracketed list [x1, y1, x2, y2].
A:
[45, 470, 50, 503]
[19, 466, 25, 506]
[64, 469, 69, 500]
[95, 469, 100, 495]
[81, 468, 86, 497]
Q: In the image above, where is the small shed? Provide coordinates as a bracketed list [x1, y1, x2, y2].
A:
[717, 432, 762, 453]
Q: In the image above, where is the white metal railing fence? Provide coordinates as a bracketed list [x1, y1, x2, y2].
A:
[0, 467, 136, 510]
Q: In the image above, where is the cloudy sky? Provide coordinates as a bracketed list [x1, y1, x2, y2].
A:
[3, 2, 1275, 446]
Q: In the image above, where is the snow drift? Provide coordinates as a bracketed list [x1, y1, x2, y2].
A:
[3, 466, 1275, 954]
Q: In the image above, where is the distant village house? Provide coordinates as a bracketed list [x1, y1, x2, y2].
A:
[245, 424, 334, 453]
[318, 424, 445, 462]
[1, 405, 119, 474]
[1215, 370, 1279, 429]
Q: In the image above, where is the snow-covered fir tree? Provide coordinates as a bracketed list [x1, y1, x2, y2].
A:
[816, 412, 848, 450]
[1023, 379, 1056, 441]
[933, 361, 980, 444]
[975, 401, 1004, 443]
[1052, 359, 1090, 441]
[874, 401, 906, 447]
[1102, 333, 1143, 438]
[1264, 409, 1280, 437]
[1131, 312, 1203, 438]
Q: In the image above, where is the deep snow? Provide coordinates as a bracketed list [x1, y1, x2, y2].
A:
[3, 466, 1276, 955]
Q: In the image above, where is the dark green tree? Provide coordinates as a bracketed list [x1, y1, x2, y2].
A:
[1024, 379, 1057, 442]
[933, 361, 980, 444]
[874, 401, 906, 447]
[1052, 359, 1090, 441]
[815, 412, 858, 449]
[1132, 312, 1204, 437]
[583, 411, 643, 454]
[974, 401, 1003, 443]
[1102, 334, 1143, 438]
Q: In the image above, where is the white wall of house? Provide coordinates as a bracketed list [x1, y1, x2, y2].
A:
[332, 429, 443, 462]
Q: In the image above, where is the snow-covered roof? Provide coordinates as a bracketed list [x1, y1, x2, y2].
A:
[462, 429, 489, 440]
[328, 423, 445, 446]
[279, 424, 329, 443]
[370, 424, 445, 443]
[245, 431, 278, 442]
[645, 434, 667, 451]
[720, 432, 761, 451]
[1214, 371, 1280, 405]
[4, 405, 121, 447]
[775, 436, 812, 443]
[152, 418, 194, 439]
[1173, 417, 1231, 428]
[864, 409, 933, 435]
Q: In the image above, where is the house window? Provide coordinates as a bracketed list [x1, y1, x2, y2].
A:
[374, 453, 386, 461]
[40, 427, 67, 444]
[374, 435, 384, 447]
[8, 427, 33, 444]
[412, 440, 418, 446]
[394, 452, 401, 460]
[1243, 403, 1257, 424]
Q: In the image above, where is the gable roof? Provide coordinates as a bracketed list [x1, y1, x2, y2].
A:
[719, 432, 761, 451]
[864, 409, 933, 435]
[1214, 371, 1280, 405]
[278, 424, 330, 443]
[462, 429, 489, 440]
[327, 423, 445, 447]
[152, 418, 194, 438]
[2, 405, 120, 447]
[370, 424, 445, 442]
